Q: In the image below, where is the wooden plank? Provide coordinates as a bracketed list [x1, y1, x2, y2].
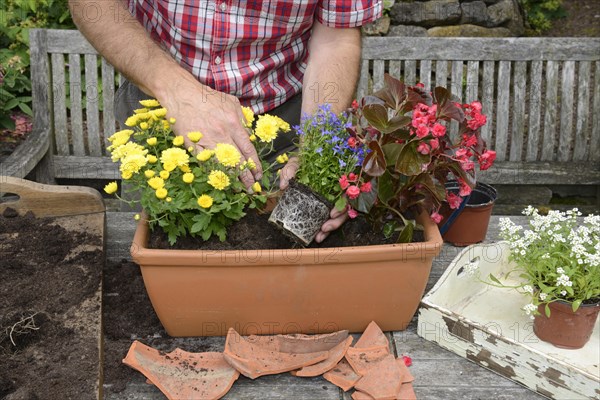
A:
[465, 61, 479, 103]
[495, 61, 511, 161]
[373, 60, 385, 92]
[405, 60, 416, 86]
[85, 54, 102, 156]
[573, 62, 591, 161]
[526, 61, 543, 162]
[435, 60, 448, 89]
[477, 161, 600, 185]
[420, 60, 432, 90]
[102, 59, 116, 154]
[46, 29, 98, 54]
[450, 61, 464, 137]
[69, 53, 85, 156]
[0, 176, 104, 218]
[361, 37, 600, 61]
[481, 61, 494, 146]
[53, 155, 120, 180]
[51, 53, 69, 156]
[541, 61, 559, 161]
[592, 61, 600, 162]
[558, 61, 575, 161]
[357, 59, 369, 100]
[389, 60, 401, 81]
[510, 61, 527, 161]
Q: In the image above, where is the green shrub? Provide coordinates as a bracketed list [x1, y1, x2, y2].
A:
[518, 0, 566, 34]
[0, 0, 74, 129]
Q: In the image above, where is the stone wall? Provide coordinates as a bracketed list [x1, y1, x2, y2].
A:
[363, 0, 526, 37]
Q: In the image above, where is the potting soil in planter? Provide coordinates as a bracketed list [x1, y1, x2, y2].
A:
[0, 210, 102, 399]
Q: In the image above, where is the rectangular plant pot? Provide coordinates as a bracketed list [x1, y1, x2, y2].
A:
[418, 242, 600, 400]
[131, 212, 443, 337]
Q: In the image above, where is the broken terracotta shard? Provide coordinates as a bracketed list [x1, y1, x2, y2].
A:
[397, 382, 417, 400]
[247, 329, 349, 353]
[292, 336, 354, 377]
[354, 321, 390, 349]
[354, 354, 403, 400]
[223, 327, 329, 379]
[345, 345, 389, 376]
[396, 357, 415, 383]
[323, 358, 362, 392]
[352, 390, 375, 400]
[122, 340, 239, 400]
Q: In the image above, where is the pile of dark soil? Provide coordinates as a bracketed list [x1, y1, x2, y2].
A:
[542, 0, 600, 37]
[0, 210, 102, 399]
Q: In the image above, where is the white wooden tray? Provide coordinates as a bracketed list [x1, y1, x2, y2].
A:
[418, 242, 599, 400]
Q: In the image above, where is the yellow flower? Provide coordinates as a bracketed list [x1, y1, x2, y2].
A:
[197, 194, 214, 209]
[124, 115, 139, 127]
[139, 99, 160, 108]
[159, 170, 170, 179]
[187, 131, 203, 143]
[207, 170, 230, 190]
[249, 134, 257, 142]
[104, 181, 118, 194]
[160, 147, 189, 171]
[155, 188, 168, 199]
[169, 117, 176, 124]
[166, 197, 172, 202]
[254, 114, 280, 143]
[214, 143, 241, 167]
[146, 137, 157, 146]
[197, 149, 214, 162]
[252, 182, 262, 193]
[188, 146, 194, 153]
[134, 107, 149, 114]
[121, 171, 133, 180]
[147, 154, 158, 164]
[144, 170, 155, 178]
[110, 141, 147, 162]
[107, 129, 133, 149]
[162, 120, 170, 130]
[180, 164, 191, 173]
[182, 172, 194, 183]
[150, 108, 168, 119]
[134, 112, 151, 121]
[246, 158, 256, 170]
[173, 136, 185, 146]
[134, 214, 141, 220]
[275, 116, 290, 132]
[148, 177, 165, 190]
[241, 106, 255, 127]
[140, 122, 149, 130]
[120, 153, 148, 177]
[276, 153, 289, 164]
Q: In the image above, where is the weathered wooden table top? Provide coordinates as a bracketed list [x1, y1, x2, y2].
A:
[105, 213, 545, 399]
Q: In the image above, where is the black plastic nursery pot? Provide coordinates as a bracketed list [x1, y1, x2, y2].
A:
[439, 181, 497, 246]
[268, 180, 332, 246]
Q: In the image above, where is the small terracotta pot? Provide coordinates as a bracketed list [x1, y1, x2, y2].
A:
[130, 211, 443, 337]
[439, 181, 497, 247]
[268, 180, 332, 246]
[533, 301, 600, 349]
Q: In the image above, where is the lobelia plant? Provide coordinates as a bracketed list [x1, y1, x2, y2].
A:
[104, 99, 289, 244]
[469, 206, 600, 318]
[340, 74, 496, 242]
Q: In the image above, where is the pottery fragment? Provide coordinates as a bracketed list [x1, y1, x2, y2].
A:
[352, 390, 376, 399]
[354, 354, 403, 399]
[354, 321, 390, 349]
[122, 340, 239, 400]
[223, 328, 329, 379]
[323, 358, 363, 391]
[292, 336, 354, 377]
[396, 382, 417, 400]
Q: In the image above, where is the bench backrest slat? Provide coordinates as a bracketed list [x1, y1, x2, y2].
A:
[526, 61, 543, 162]
[510, 61, 527, 161]
[574, 61, 592, 161]
[50, 53, 69, 156]
[68, 53, 85, 156]
[592, 62, 600, 162]
[84, 54, 102, 157]
[102, 59, 116, 146]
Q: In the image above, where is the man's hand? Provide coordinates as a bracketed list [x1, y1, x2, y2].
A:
[279, 157, 348, 244]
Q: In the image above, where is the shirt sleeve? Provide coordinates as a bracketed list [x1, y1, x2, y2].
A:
[316, 0, 383, 28]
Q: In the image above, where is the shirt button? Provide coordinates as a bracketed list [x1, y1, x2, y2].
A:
[219, 2, 226, 11]
[214, 56, 222, 65]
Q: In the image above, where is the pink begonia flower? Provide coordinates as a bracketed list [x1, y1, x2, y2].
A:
[447, 192, 462, 209]
[478, 150, 497, 171]
[402, 355, 413, 367]
[467, 112, 487, 130]
[351, 99, 359, 110]
[339, 175, 349, 190]
[470, 101, 482, 112]
[432, 123, 446, 138]
[417, 142, 430, 155]
[360, 181, 372, 193]
[346, 185, 360, 199]
[431, 211, 443, 224]
[348, 173, 357, 182]
[347, 208, 358, 219]
[415, 124, 430, 138]
[459, 179, 472, 197]
[461, 159, 475, 171]
[347, 137, 357, 148]
[462, 134, 477, 147]
[455, 148, 469, 158]
[429, 138, 439, 150]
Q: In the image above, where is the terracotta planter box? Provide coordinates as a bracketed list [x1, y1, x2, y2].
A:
[131, 212, 443, 337]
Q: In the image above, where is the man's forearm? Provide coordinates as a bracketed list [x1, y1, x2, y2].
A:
[301, 22, 362, 115]
[68, 0, 196, 100]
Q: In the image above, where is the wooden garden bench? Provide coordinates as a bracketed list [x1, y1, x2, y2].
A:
[7, 29, 599, 187]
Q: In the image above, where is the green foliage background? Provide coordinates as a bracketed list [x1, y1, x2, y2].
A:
[519, 0, 565, 33]
[0, 0, 75, 129]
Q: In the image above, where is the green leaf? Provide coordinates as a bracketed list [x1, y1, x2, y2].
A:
[335, 196, 347, 211]
[396, 141, 431, 176]
[572, 299, 582, 312]
[18, 102, 33, 116]
[355, 180, 377, 213]
[362, 103, 389, 132]
[396, 221, 414, 243]
[190, 213, 211, 233]
[545, 304, 551, 318]
[377, 171, 395, 204]
[4, 98, 19, 110]
[488, 274, 502, 285]
[363, 141, 386, 177]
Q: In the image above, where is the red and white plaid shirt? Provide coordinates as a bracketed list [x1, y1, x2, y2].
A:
[128, 0, 382, 114]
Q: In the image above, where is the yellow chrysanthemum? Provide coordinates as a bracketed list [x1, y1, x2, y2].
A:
[180, 164, 191, 173]
[252, 182, 262, 193]
[159, 170, 170, 180]
[188, 146, 195, 153]
[124, 115, 139, 127]
[241, 106, 255, 127]
[166, 197, 172, 202]
[162, 120, 170, 130]
[134, 213, 141, 220]
[139, 99, 160, 108]
[144, 170, 155, 178]
[254, 115, 280, 143]
[169, 117, 176, 124]
[187, 131, 203, 143]
[214, 143, 241, 167]
[275, 116, 290, 132]
[147, 154, 158, 164]
[148, 177, 165, 190]
[173, 136, 185, 146]
[140, 122, 149, 130]
[155, 188, 168, 199]
[120, 153, 148, 177]
[246, 158, 256, 170]
[183, 172, 194, 183]
[121, 171, 133, 180]
[134, 107, 149, 114]
[276, 153, 289, 164]
[150, 108, 168, 119]
[249, 134, 257, 142]
[207, 170, 230, 190]
[104, 181, 118, 194]
[197, 194, 214, 209]
[110, 141, 147, 162]
[107, 129, 133, 150]
[197, 149, 214, 162]
[160, 147, 189, 172]
[147, 137, 157, 146]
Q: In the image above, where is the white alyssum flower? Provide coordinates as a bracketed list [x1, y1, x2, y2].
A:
[539, 292, 548, 301]
[560, 290, 567, 296]
[523, 303, 537, 315]
[556, 267, 565, 274]
[522, 285, 534, 294]
[556, 273, 573, 287]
